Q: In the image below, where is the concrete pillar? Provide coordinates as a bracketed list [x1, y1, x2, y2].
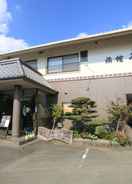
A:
[12, 85, 22, 137]
[33, 89, 39, 136]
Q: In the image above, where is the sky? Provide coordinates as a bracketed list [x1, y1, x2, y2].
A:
[0, 0, 132, 52]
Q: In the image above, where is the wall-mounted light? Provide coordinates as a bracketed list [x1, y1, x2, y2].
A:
[94, 41, 98, 45]
[38, 51, 44, 55]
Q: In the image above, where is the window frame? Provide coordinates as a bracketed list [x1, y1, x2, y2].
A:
[47, 53, 80, 74]
[126, 94, 132, 105]
[26, 59, 38, 71]
[80, 50, 88, 62]
[47, 56, 63, 74]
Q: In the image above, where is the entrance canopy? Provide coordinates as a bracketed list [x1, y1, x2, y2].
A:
[0, 58, 57, 94]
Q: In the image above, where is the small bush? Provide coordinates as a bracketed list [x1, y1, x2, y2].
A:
[111, 137, 119, 145]
[117, 135, 130, 146]
[64, 112, 72, 116]
[50, 104, 63, 129]
[95, 125, 116, 140]
[80, 132, 98, 140]
[73, 131, 81, 138]
[90, 118, 108, 126]
[95, 126, 108, 138]
[104, 132, 116, 140]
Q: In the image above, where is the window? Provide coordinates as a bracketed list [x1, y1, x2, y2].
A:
[63, 54, 79, 72]
[47, 57, 62, 73]
[48, 53, 79, 73]
[26, 60, 37, 70]
[80, 50, 88, 62]
[126, 94, 132, 105]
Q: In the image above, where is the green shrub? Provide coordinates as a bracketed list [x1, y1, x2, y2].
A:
[80, 132, 98, 140]
[95, 125, 116, 140]
[104, 132, 116, 140]
[95, 126, 108, 138]
[64, 112, 72, 116]
[73, 131, 81, 138]
[117, 136, 130, 146]
[108, 101, 132, 128]
[111, 137, 119, 145]
[111, 136, 130, 146]
[50, 104, 63, 129]
[90, 118, 108, 126]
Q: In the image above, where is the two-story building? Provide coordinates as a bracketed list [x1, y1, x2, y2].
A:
[0, 27, 132, 137]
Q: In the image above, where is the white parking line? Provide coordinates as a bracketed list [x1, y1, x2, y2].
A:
[82, 148, 89, 159]
[78, 148, 90, 168]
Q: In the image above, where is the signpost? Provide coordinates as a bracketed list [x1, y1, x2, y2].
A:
[0, 115, 11, 137]
[0, 116, 11, 128]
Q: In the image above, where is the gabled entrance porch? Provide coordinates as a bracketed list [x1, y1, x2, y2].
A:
[0, 58, 57, 139]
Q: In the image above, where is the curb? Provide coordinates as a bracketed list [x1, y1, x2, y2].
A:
[73, 138, 120, 148]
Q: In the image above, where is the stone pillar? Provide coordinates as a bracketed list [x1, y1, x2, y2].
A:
[12, 85, 22, 137]
[33, 89, 39, 136]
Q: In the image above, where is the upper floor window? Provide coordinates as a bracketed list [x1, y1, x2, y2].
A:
[26, 60, 37, 71]
[48, 57, 62, 73]
[80, 50, 88, 62]
[47, 53, 79, 74]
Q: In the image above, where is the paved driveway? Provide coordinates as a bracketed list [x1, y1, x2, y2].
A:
[0, 140, 132, 184]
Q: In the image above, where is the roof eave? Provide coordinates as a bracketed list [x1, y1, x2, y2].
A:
[0, 27, 132, 58]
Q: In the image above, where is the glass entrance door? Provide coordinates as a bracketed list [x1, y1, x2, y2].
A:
[22, 101, 33, 130]
[21, 93, 36, 134]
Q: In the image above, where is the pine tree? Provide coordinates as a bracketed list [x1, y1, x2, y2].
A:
[65, 97, 97, 132]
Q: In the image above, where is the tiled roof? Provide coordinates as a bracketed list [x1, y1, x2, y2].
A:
[0, 59, 23, 79]
[0, 58, 57, 94]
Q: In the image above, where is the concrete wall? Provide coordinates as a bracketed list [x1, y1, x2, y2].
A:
[49, 75, 132, 117]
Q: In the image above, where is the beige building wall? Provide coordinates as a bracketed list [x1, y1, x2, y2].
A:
[4, 34, 132, 79]
[49, 76, 132, 117]
[35, 34, 132, 80]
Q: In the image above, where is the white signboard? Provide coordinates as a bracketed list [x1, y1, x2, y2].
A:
[0, 116, 11, 128]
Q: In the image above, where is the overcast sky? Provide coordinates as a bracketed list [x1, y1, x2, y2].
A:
[0, 0, 132, 53]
